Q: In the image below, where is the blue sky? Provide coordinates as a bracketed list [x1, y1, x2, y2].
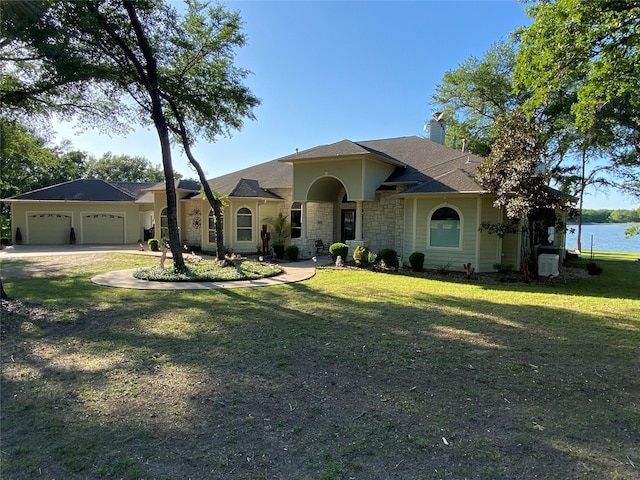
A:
[54, 0, 635, 210]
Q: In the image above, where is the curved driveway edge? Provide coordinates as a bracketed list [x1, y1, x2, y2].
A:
[91, 261, 316, 290]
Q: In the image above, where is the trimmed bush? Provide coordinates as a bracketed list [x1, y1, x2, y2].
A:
[148, 238, 160, 251]
[286, 244, 299, 261]
[353, 245, 370, 267]
[378, 248, 399, 269]
[586, 262, 603, 275]
[15, 227, 22, 245]
[409, 252, 425, 272]
[329, 242, 349, 262]
[70, 227, 76, 244]
[0, 237, 10, 248]
[273, 243, 285, 259]
[493, 263, 514, 274]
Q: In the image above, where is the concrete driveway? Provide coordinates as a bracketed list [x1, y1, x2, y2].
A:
[0, 244, 318, 290]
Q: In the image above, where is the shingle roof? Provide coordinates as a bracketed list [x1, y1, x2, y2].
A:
[228, 179, 282, 199]
[277, 139, 405, 166]
[6, 179, 146, 202]
[202, 136, 488, 196]
[206, 158, 292, 195]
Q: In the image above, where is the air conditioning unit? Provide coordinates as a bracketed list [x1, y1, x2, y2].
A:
[538, 253, 560, 277]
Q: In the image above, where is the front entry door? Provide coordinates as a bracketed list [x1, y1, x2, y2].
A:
[341, 209, 356, 243]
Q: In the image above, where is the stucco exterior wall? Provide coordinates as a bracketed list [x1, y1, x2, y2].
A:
[477, 196, 502, 273]
[402, 195, 480, 272]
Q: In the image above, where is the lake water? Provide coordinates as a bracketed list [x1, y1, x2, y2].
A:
[566, 223, 640, 253]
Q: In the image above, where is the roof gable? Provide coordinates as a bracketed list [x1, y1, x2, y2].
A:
[229, 178, 282, 199]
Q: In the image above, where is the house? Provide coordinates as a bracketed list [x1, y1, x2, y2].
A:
[3, 130, 574, 272]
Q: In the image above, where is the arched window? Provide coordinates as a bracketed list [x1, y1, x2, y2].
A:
[160, 208, 169, 239]
[236, 207, 252, 242]
[429, 206, 461, 248]
[291, 202, 302, 239]
[208, 209, 223, 243]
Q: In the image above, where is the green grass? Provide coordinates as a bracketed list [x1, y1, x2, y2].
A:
[1, 252, 639, 479]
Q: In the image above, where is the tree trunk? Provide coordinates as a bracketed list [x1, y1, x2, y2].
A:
[122, 1, 185, 271]
[577, 148, 587, 252]
[165, 98, 226, 260]
[1, 278, 10, 300]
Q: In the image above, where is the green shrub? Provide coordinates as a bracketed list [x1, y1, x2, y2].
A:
[148, 238, 160, 251]
[329, 243, 349, 262]
[286, 244, 299, 261]
[0, 237, 10, 248]
[273, 242, 285, 259]
[409, 252, 425, 272]
[353, 245, 370, 267]
[493, 262, 514, 274]
[586, 262, 603, 275]
[378, 248, 399, 269]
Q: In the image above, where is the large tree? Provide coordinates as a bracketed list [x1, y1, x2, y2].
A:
[432, 36, 628, 249]
[84, 152, 166, 182]
[430, 40, 525, 157]
[0, 120, 87, 237]
[1, 0, 259, 269]
[515, 0, 640, 199]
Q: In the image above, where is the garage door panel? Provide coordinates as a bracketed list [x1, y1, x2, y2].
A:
[28, 213, 71, 245]
[82, 214, 124, 244]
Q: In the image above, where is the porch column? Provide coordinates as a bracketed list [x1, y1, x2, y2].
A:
[302, 201, 308, 239]
[355, 200, 363, 241]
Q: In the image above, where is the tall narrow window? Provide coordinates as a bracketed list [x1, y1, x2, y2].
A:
[430, 207, 461, 248]
[291, 202, 302, 239]
[236, 207, 252, 242]
[208, 209, 223, 243]
[160, 208, 169, 239]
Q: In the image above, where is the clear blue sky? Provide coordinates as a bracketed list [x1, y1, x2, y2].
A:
[54, 0, 635, 210]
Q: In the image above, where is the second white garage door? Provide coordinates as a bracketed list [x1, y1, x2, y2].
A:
[82, 213, 125, 244]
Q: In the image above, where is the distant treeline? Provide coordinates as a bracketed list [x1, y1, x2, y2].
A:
[569, 209, 640, 224]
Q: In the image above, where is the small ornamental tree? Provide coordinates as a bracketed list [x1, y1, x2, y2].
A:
[476, 109, 567, 272]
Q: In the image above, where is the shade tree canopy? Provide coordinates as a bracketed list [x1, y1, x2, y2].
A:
[1, 0, 259, 268]
[515, 0, 640, 199]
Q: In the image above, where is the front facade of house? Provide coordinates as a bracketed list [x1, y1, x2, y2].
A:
[4, 135, 573, 272]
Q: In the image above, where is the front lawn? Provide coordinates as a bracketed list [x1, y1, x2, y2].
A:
[1, 252, 638, 479]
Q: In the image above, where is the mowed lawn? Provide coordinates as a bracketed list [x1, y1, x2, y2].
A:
[1, 252, 638, 479]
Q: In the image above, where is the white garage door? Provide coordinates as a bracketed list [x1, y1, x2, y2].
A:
[82, 214, 125, 244]
[27, 213, 72, 245]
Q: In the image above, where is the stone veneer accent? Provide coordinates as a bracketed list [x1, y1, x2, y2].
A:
[362, 191, 403, 256]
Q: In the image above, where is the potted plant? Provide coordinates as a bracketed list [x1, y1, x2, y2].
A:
[70, 227, 76, 244]
[264, 213, 291, 259]
[273, 242, 285, 259]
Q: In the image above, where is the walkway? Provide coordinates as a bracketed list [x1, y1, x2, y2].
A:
[0, 244, 317, 290]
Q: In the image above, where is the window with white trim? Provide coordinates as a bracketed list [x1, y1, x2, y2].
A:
[430, 207, 461, 248]
[236, 207, 252, 242]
